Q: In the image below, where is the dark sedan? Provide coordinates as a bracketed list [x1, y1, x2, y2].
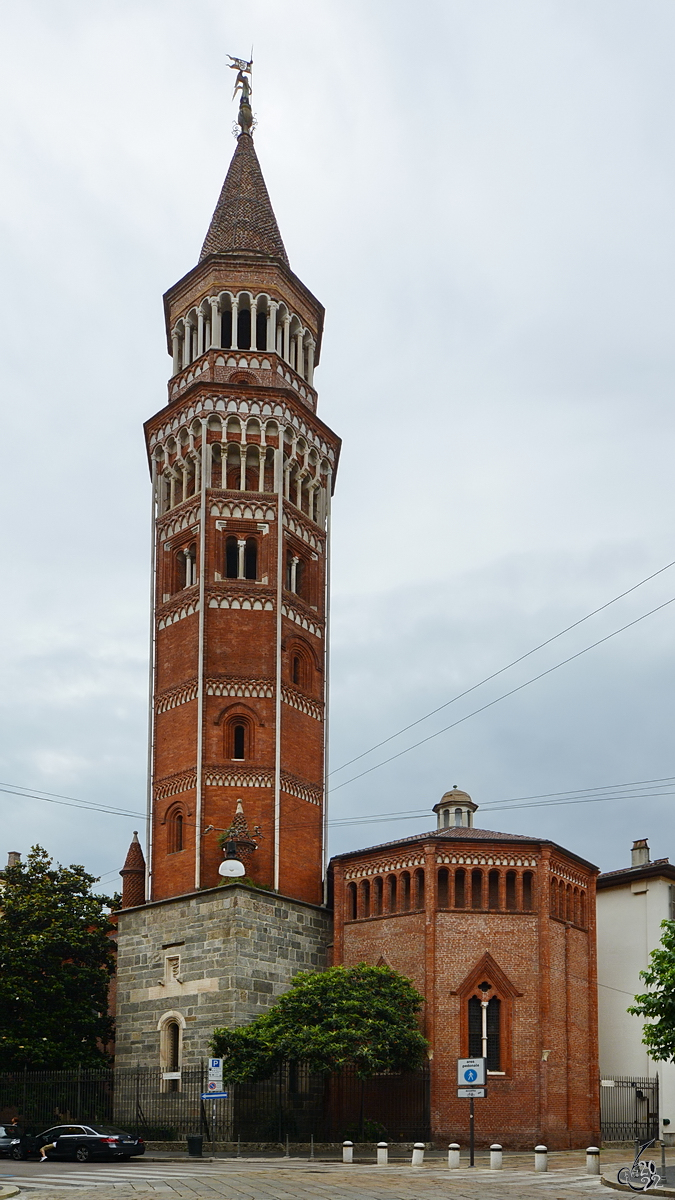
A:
[11, 1123, 145, 1162]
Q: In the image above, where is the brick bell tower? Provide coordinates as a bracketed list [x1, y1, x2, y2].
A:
[144, 75, 340, 906]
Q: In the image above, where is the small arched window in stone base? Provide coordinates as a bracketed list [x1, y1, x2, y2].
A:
[157, 1010, 185, 1093]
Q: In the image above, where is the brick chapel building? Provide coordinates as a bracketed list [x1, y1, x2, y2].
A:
[331, 788, 601, 1148]
[113, 72, 601, 1148]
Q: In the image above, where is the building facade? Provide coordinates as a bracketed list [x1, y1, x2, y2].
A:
[330, 788, 601, 1148]
[597, 838, 675, 1141]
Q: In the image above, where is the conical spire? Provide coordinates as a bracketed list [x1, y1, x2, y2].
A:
[199, 132, 289, 266]
[120, 831, 146, 909]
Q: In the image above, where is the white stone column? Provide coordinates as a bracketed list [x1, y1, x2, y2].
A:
[258, 446, 266, 492]
[169, 472, 176, 509]
[296, 332, 304, 377]
[283, 314, 291, 363]
[267, 301, 277, 353]
[231, 298, 239, 350]
[172, 332, 180, 376]
[290, 555, 299, 593]
[250, 298, 258, 351]
[237, 539, 246, 580]
[239, 447, 246, 490]
[295, 471, 303, 509]
[182, 324, 191, 369]
[197, 310, 204, 356]
[307, 339, 315, 385]
[183, 548, 191, 588]
[210, 298, 221, 348]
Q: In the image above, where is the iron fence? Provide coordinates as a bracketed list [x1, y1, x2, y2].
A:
[600, 1076, 659, 1143]
[0, 1063, 430, 1144]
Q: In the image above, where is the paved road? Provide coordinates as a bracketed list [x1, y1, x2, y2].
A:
[0, 1155, 623, 1199]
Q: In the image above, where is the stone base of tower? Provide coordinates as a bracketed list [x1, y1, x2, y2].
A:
[114, 883, 332, 1071]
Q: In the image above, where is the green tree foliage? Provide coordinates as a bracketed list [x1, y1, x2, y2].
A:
[628, 920, 675, 1061]
[211, 963, 428, 1081]
[0, 846, 116, 1070]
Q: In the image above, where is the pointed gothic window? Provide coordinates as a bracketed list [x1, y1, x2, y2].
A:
[233, 724, 245, 760]
[468, 993, 501, 1070]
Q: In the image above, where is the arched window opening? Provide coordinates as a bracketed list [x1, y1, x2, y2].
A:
[566, 883, 573, 922]
[505, 871, 517, 912]
[573, 887, 580, 925]
[285, 549, 293, 591]
[580, 891, 586, 927]
[550, 878, 558, 917]
[558, 879, 565, 918]
[387, 874, 397, 913]
[226, 444, 241, 490]
[225, 536, 238, 579]
[256, 310, 267, 351]
[437, 868, 449, 908]
[175, 551, 186, 592]
[414, 869, 425, 909]
[221, 308, 233, 349]
[347, 882, 357, 921]
[471, 869, 483, 910]
[454, 807, 462, 827]
[168, 809, 184, 854]
[292, 655, 301, 685]
[263, 452, 275, 493]
[488, 870, 500, 910]
[211, 445, 222, 489]
[237, 307, 251, 350]
[232, 723, 246, 760]
[360, 879, 370, 919]
[168, 1021, 179, 1071]
[161, 1016, 182, 1092]
[522, 871, 534, 911]
[468, 992, 501, 1071]
[454, 868, 466, 908]
[373, 877, 383, 916]
[443, 808, 450, 828]
[400, 871, 411, 912]
[295, 558, 306, 599]
[244, 538, 257, 580]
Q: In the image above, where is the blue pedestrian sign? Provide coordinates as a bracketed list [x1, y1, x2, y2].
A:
[457, 1057, 486, 1087]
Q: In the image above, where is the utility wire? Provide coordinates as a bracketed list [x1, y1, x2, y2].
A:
[329, 558, 675, 776]
[328, 594, 675, 794]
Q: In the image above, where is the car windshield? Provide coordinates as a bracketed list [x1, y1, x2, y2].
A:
[87, 1126, 130, 1136]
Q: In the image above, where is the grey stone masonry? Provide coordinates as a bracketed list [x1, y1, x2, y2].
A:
[114, 882, 332, 1070]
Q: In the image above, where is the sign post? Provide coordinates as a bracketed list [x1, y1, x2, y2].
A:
[203, 1059, 227, 1155]
[457, 1058, 487, 1167]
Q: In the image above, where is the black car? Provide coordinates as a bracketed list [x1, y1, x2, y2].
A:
[11, 1123, 145, 1162]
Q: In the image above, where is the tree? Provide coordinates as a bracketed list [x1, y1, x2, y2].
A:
[628, 920, 675, 1061]
[0, 846, 116, 1070]
[210, 963, 428, 1082]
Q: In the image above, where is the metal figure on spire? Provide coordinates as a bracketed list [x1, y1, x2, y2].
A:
[227, 53, 254, 135]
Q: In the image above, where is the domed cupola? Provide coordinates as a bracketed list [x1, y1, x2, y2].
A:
[433, 787, 478, 830]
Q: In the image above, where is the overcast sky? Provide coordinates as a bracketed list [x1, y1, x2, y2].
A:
[1, 0, 674, 894]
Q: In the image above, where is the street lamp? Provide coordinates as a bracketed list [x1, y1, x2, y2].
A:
[218, 838, 246, 878]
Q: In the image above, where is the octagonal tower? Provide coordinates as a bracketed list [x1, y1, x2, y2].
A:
[144, 94, 340, 905]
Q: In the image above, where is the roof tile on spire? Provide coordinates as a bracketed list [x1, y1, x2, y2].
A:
[200, 133, 289, 266]
[120, 832, 146, 909]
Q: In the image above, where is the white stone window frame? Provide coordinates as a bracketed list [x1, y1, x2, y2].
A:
[158, 1009, 186, 1089]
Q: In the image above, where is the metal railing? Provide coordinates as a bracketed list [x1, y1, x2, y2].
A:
[600, 1075, 659, 1143]
[0, 1063, 430, 1144]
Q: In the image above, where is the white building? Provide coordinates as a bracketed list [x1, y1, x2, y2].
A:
[597, 839, 675, 1142]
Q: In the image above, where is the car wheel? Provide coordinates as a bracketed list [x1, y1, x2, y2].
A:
[75, 1146, 91, 1163]
[10, 1146, 27, 1161]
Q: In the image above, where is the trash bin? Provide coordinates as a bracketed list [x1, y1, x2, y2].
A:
[187, 1135, 203, 1157]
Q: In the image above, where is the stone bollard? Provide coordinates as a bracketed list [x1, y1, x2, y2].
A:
[490, 1144, 503, 1170]
[448, 1143, 461, 1169]
[377, 1142, 388, 1166]
[586, 1146, 600, 1175]
[534, 1145, 548, 1172]
[342, 1141, 353, 1164]
[411, 1143, 425, 1166]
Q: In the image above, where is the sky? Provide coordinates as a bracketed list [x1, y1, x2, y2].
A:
[0, 0, 673, 895]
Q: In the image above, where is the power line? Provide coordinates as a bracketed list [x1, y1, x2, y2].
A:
[0, 783, 144, 820]
[328, 594, 675, 794]
[329, 557, 675, 777]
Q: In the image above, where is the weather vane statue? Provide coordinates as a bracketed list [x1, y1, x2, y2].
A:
[228, 52, 254, 135]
